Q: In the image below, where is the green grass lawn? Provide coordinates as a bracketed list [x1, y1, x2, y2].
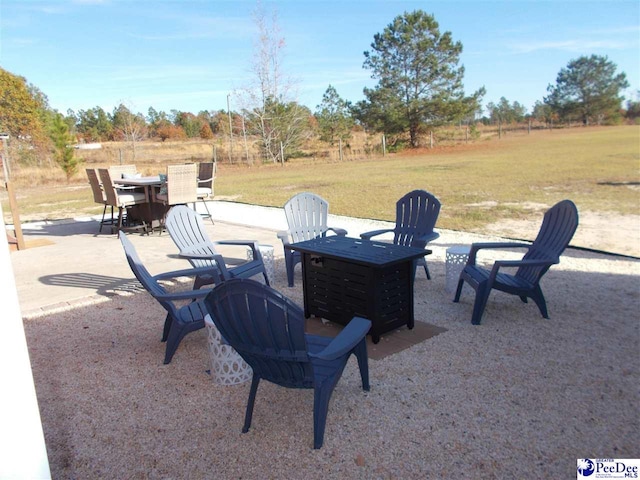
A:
[2, 125, 639, 233]
[216, 126, 640, 231]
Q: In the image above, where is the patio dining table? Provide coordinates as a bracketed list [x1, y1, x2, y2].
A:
[113, 176, 168, 231]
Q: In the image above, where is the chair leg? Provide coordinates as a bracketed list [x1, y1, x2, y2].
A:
[423, 262, 431, 280]
[530, 286, 549, 318]
[99, 204, 108, 233]
[453, 277, 465, 302]
[354, 340, 370, 391]
[285, 251, 295, 287]
[470, 281, 491, 325]
[162, 313, 172, 342]
[200, 198, 214, 225]
[243, 375, 261, 433]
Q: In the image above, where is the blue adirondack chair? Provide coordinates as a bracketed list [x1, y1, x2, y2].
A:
[119, 231, 211, 364]
[277, 192, 348, 287]
[453, 199, 579, 325]
[204, 278, 371, 449]
[360, 189, 441, 280]
[165, 205, 269, 290]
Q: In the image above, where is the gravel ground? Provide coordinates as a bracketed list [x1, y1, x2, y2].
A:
[22, 223, 640, 479]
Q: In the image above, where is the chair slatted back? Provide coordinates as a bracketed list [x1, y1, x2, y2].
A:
[165, 163, 198, 205]
[205, 279, 314, 388]
[109, 164, 137, 179]
[165, 205, 219, 269]
[86, 168, 105, 204]
[283, 192, 330, 243]
[97, 168, 119, 207]
[198, 162, 216, 191]
[393, 190, 441, 249]
[518, 200, 579, 284]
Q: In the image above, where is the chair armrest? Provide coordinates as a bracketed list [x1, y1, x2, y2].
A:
[214, 240, 263, 264]
[468, 242, 532, 265]
[152, 264, 225, 281]
[175, 252, 230, 281]
[360, 228, 393, 241]
[410, 231, 440, 249]
[277, 230, 291, 245]
[326, 227, 348, 237]
[308, 317, 371, 362]
[492, 257, 559, 271]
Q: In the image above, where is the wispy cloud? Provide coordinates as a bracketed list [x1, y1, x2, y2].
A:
[510, 39, 633, 54]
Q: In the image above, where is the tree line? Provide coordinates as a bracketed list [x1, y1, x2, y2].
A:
[1, 9, 637, 180]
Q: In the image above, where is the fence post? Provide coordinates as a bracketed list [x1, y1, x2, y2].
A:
[429, 131, 433, 149]
[280, 142, 285, 165]
[382, 134, 386, 156]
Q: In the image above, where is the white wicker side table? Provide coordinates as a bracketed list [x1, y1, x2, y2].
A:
[445, 245, 471, 295]
[246, 244, 275, 284]
[204, 315, 252, 385]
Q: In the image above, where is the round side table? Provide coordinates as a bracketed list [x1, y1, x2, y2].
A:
[445, 245, 471, 295]
[205, 315, 252, 385]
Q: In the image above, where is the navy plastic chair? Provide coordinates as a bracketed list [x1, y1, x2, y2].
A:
[204, 278, 371, 449]
[277, 192, 347, 287]
[119, 231, 211, 364]
[165, 205, 269, 290]
[360, 190, 440, 279]
[454, 200, 579, 325]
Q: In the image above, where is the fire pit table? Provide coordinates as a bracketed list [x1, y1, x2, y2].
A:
[286, 236, 430, 343]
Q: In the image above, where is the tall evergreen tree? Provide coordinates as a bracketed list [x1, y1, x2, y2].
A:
[545, 55, 629, 125]
[315, 85, 354, 146]
[355, 10, 484, 147]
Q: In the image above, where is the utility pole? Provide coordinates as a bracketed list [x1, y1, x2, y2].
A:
[0, 133, 25, 250]
[227, 94, 234, 163]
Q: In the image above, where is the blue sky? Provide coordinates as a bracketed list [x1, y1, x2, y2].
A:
[1, 0, 638, 118]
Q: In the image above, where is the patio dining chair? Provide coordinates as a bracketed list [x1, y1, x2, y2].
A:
[277, 192, 348, 287]
[453, 199, 579, 325]
[153, 163, 198, 231]
[195, 161, 216, 224]
[118, 231, 212, 364]
[86, 168, 113, 233]
[360, 189, 441, 280]
[98, 168, 148, 234]
[204, 278, 371, 449]
[108, 164, 138, 179]
[165, 205, 270, 289]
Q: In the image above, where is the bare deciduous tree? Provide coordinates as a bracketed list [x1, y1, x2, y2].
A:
[237, 1, 311, 164]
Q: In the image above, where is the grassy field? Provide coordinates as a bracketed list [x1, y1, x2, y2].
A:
[2, 125, 639, 234]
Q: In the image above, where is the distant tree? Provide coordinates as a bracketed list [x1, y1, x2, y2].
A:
[147, 107, 171, 138]
[355, 10, 485, 147]
[315, 85, 354, 146]
[239, 2, 311, 163]
[531, 101, 558, 128]
[112, 103, 147, 160]
[486, 97, 527, 124]
[199, 122, 214, 139]
[156, 124, 187, 141]
[0, 67, 49, 151]
[625, 90, 640, 122]
[544, 54, 629, 125]
[50, 112, 81, 181]
[174, 112, 203, 138]
[75, 106, 113, 142]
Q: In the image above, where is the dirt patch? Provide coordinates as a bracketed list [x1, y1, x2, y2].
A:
[484, 211, 640, 258]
